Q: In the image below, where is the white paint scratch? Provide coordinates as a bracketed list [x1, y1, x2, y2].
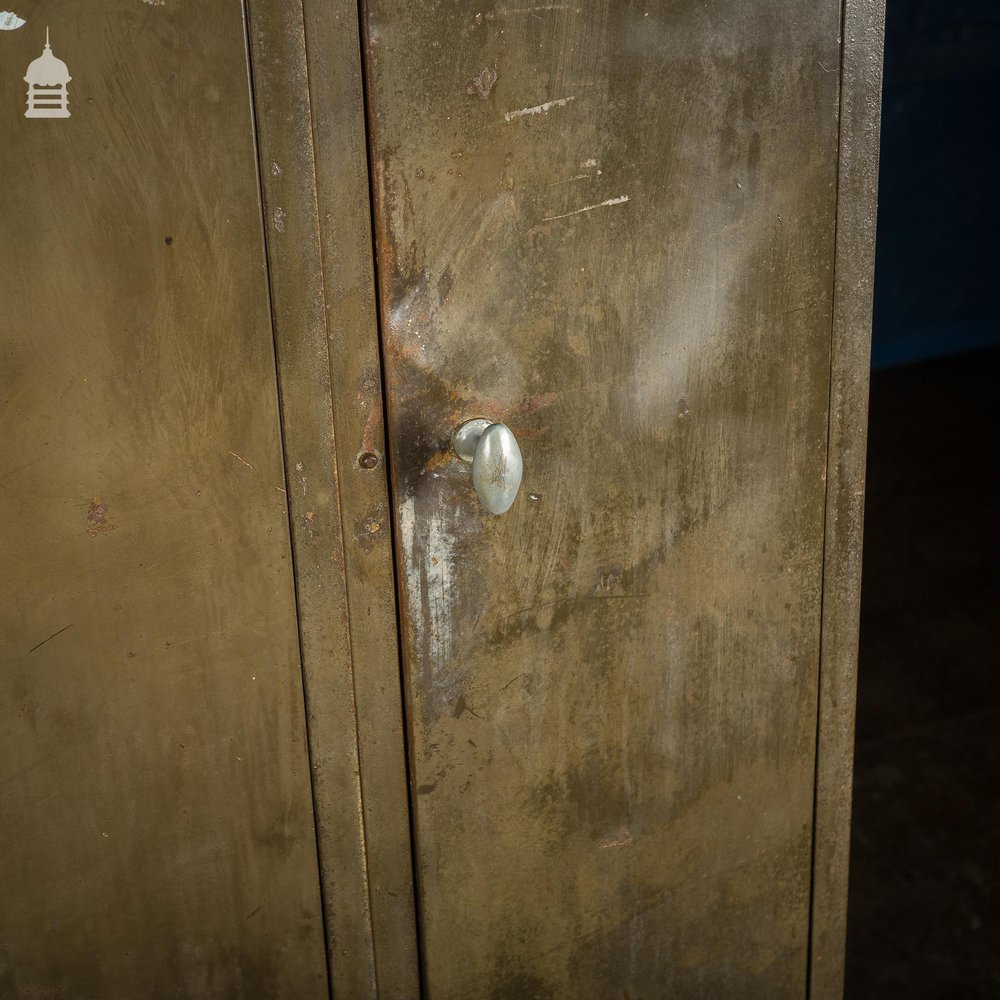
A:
[400, 497, 462, 713]
[548, 174, 591, 187]
[400, 499, 418, 591]
[541, 195, 630, 222]
[599, 831, 633, 849]
[424, 509, 457, 677]
[504, 95, 575, 123]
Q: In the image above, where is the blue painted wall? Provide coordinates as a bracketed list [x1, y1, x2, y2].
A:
[872, 0, 1000, 368]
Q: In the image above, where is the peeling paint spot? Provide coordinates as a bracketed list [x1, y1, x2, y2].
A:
[541, 194, 630, 223]
[504, 95, 575, 123]
[0, 11, 26, 29]
[355, 514, 384, 552]
[466, 65, 498, 100]
[272, 207, 286, 233]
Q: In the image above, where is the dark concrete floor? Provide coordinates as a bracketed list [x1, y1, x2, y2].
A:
[844, 349, 1000, 997]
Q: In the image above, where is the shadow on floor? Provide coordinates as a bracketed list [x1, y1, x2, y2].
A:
[845, 348, 1000, 997]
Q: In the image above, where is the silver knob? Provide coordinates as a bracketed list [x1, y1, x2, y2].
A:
[452, 419, 523, 515]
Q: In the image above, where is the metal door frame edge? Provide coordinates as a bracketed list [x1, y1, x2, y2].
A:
[809, 1, 886, 997]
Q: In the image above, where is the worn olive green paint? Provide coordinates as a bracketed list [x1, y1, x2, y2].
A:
[0, 3, 327, 997]
[362, 1, 847, 996]
[809, 1, 886, 996]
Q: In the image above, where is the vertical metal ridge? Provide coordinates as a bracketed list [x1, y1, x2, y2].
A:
[294, 0, 424, 992]
[240, 6, 338, 997]
[243, 0, 384, 994]
[354, 1, 430, 994]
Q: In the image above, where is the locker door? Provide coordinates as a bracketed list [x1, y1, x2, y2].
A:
[0, 5, 328, 996]
[358, 1, 879, 996]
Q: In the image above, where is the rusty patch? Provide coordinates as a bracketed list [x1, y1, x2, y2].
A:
[85, 497, 116, 537]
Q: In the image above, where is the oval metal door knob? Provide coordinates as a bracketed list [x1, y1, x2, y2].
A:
[452, 419, 523, 515]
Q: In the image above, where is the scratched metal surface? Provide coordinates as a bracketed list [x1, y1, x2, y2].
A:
[0, 3, 328, 996]
[362, 1, 843, 996]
